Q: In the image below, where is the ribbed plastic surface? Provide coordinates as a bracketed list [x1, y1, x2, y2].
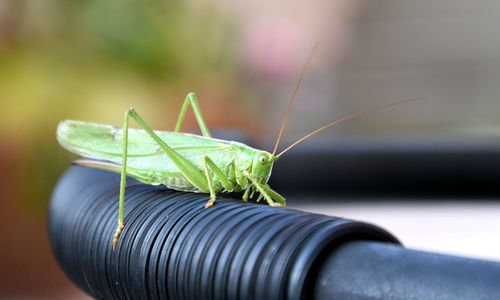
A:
[49, 167, 399, 300]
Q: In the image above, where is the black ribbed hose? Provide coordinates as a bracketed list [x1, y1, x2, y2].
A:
[48, 167, 500, 300]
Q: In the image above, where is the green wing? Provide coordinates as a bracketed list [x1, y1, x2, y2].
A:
[57, 120, 237, 176]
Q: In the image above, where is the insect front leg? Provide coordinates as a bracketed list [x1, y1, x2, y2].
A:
[263, 185, 286, 206]
[242, 171, 283, 207]
[174, 93, 212, 137]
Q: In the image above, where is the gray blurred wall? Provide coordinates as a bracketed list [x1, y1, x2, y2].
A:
[335, 0, 500, 139]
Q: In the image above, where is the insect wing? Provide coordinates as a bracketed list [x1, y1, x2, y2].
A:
[57, 120, 236, 173]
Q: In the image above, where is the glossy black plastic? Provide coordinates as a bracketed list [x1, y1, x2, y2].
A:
[312, 241, 500, 300]
[48, 167, 399, 300]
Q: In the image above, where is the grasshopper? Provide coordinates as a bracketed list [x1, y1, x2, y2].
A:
[57, 48, 421, 249]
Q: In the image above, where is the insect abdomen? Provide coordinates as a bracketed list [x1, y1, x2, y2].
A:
[164, 176, 199, 192]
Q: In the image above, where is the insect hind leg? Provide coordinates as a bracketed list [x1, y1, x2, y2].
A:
[112, 107, 211, 249]
[174, 93, 212, 137]
[113, 109, 131, 250]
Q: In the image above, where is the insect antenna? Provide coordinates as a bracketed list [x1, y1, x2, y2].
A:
[272, 42, 320, 155]
[276, 97, 426, 157]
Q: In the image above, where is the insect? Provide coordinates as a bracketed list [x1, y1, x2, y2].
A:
[57, 46, 422, 249]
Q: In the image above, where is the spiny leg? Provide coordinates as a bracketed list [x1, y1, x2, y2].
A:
[112, 108, 211, 249]
[242, 171, 282, 207]
[242, 186, 251, 202]
[128, 108, 209, 191]
[204, 156, 234, 190]
[174, 93, 212, 137]
[203, 156, 217, 208]
[264, 185, 286, 206]
[113, 110, 130, 250]
[255, 193, 264, 203]
[203, 156, 235, 208]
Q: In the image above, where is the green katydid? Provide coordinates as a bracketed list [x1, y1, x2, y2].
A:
[56, 49, 422, 249]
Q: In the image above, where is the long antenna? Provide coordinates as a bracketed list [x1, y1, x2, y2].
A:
[272, 42, 319, 155]
[276, 97, 426, 157]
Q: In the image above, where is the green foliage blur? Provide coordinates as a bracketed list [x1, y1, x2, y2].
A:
[0, 0, 242, 215]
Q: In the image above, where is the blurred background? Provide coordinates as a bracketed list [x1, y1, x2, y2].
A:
[1, 0, 500, 298]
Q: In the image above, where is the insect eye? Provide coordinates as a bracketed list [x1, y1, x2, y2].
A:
[258, 156, 266, 164]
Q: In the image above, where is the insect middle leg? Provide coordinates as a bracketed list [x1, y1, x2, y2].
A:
[202, 156, 235, 208]
[174, 93, 212, 137]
